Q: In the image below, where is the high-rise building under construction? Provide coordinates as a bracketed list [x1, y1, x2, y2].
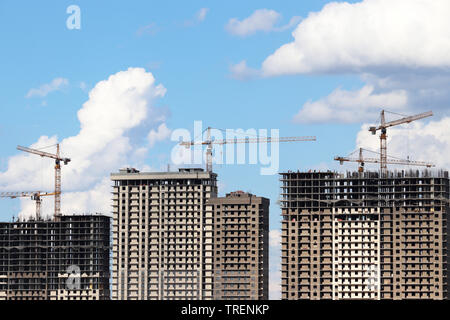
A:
[0, 214, 110, 300]
[111, 168, 217, 300]
[207, 191, 269, 300]
[280, 170, 449, 300]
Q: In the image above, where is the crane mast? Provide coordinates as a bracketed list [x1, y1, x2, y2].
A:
[0, 191, 56, 220]
[17, 143, 70, 221]
[368, 110, 433, 174]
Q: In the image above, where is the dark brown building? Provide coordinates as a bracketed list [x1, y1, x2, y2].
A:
[0, 214, 110, 300]
[208, 191, 269, 300]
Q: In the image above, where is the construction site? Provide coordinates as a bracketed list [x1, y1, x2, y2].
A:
[280, 110, 450, 300]
[280, 169, 449, 299]
[0, 108, 449, 301]
[0, 144, 111, 300]
[0, 214, 111, 300]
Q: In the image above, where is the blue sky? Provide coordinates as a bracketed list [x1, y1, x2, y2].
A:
[0, 0, 364, 210]
[1, 0, 450, 299]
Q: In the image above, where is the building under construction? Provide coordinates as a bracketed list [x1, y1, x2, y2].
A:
[280, 170, 450, 300]
[0, 214, 110, 300]
[111, 168, 218, 300]
[207, 191, 269, 300]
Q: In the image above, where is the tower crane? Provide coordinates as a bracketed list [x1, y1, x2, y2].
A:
[368, 110, 433, 174]
[334, 147, 435, 173]
[0, 191, 56, 220]
[180, 127, 316, 172]
[16, 143, 70, 221]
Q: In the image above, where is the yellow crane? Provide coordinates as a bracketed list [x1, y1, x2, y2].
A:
[180, 126, 316, 172]
[368, 110, 433, 174]
[17, 143, 70, 221]
[0, 191, 56, 220]
[334, 147, 435, 173]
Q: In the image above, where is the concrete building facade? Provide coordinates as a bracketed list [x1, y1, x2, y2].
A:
[280, 170, 449, 300]
[0, 214, 110, 300]
[111, 168, 217, 300]
[207, 191, 269, 300]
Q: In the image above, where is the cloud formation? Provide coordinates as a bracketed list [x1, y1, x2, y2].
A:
[294, 85, 408, 123]
[136, 23, 159, 37]
[148, 123, 172, 147]
[269, 229, 281, 299]
[229, 60, 261, 80]
[184, 8, 209, 27]
[1, 67, 168, 219]
[226, 9, 300, 37]
[26, 78, 69, 98]
[240, 0, 450, 124]
[196, 8, 209, 22]
[262, 0, 450, 76]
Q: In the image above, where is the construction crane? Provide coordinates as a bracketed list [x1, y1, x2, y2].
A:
[180, 127, 316, 172]
[335, 147, 435, 173]
[0, 191, 56, 220]
[17, 144, 70, 221]
[369, 110, 433, 174]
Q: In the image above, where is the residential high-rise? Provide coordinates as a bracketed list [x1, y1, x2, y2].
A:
[280, 170, 449, 300]
[111, 168, 217, 300]
[207, 191, 269, 300]
[0, 214, 110, 300]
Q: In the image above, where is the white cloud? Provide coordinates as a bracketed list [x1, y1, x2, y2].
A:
[269, 272, 281, 300]
[184, 8, 209, 27]
[148, 123, 171, 147]
[355, 117, 450, 170]
[136, 23, 159, 37]
[262, 0, 450, 76]
[26, 77, 69, 98]
[229, 60, 261, 80]
[269, 229, 281, 300]
[294, 85, 408, 123]
[1, 67, 168, 219]
[226, 9, 300, 37]
[249, 1, 450, 123]
[269, 229, 281, 247]
[196, 8, 209, 22]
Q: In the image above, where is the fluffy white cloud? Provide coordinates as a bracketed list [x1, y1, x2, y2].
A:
[229, 60, 261, 80]
[355, 117, 450, 170]
[1, 67, 168, 219]
[269, 229, 281, 299]
[262, 0, 450, 76]
[136, 22, 159, 36]
[226, 9, 300, 37]
[196, 8, 209, 22]
[148, 123, 171, 147]
[269, 229, 281, 247]
[252, 0, 450, 123]
[294, 85, 408, 123]
[184, 8, 209, 27]
[26, 77, 69, 98]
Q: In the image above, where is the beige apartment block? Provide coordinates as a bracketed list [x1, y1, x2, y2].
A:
[111, 168, 217, 300]
[279, 170, 449, 300]
[207, 191, 269, 300]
